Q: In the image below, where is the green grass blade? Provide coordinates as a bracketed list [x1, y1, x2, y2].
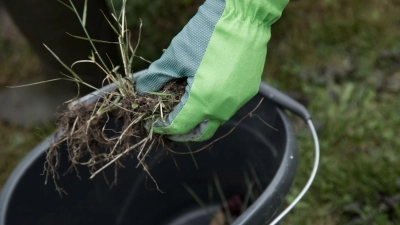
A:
[110, 0, 117, 17]
[66, 33, 119, 44]
[124, 31, 130, 72]
[213, 173, 234, 224]
[130, 19, 142, 65]
[249, 164, 263, 193]
[124, 14, 129, 50]
[43, 44, 81, 81]
[61, 71, 99, 91]
[79, 80, 100, 91]
[242, 172, 256, 212]
[129, 53, 135, 66]
[57, 0, 74, 11]
[7, 78, 75, 88]
[99, 10, 120, 35]
[146, 91, 177, 97]
[68, 0, 111, 73]
[183, 182, 226, 225]
[82, 0, 88, 27]
[118, 0, 127, 22]
[242, 183, 255, 213]
[183, 183, 207, 209]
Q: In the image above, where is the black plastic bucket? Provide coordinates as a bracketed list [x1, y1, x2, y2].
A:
[0, 82, 298, 225]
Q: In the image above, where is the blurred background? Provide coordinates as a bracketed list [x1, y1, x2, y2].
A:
[1, 0, 400, 224]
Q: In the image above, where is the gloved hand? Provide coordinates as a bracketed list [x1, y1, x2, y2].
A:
[136, 0, 289, 142]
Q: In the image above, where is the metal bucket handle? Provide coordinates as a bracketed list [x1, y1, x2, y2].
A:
[259, 82, 320, 225]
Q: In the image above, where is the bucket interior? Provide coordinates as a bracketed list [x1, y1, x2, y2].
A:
[1, 94, 296, 225]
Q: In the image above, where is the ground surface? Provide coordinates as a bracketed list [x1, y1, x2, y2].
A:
[1, 0, 400, 224]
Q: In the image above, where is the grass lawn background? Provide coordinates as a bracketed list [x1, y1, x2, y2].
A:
[1, 0, 400, 224]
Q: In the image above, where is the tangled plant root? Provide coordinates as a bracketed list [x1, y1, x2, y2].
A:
[44, 79, 186, 194]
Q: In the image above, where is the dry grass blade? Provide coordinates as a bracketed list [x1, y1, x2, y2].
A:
[89, 138, 147, 179]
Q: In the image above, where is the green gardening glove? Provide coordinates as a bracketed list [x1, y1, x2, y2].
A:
[136, 0, 288, 142]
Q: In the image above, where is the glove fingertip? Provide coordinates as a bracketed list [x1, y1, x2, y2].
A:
[168, 120, 220, 142]
[191, 120, 220, 142]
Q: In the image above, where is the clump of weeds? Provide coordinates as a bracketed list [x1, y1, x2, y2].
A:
[8, 0, 187, 194]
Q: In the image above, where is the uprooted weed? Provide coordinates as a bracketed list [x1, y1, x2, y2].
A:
[26, 0, 190, 194]
[44, 78, 186, 194]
